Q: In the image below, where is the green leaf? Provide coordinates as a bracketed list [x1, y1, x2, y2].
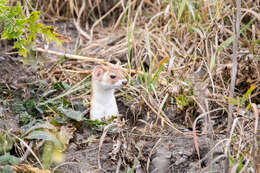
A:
[0, 153, 21, 165]
[186, 1, 195, 20]
[52, 81, 66, 90]
[84, 119, 107, 127]
[225, 85, 256, 107]
[246, 103, 252, 112]
[240, 85, 256, 104]
[28, 11, 40, 23]
[0, 0, 8, 6]
[225, 97, 240, 106]
[13, 39, 27, 57]
[178, 0, 187, 21]
[25, 130, 63, 150]
[42, 140, 54, 169]
[59, 107, 84, 122]
[0, 132, 13, 154]
[151, 58, 168, 84]
[15, 2, 22, 16]
[0, 3, 62, 59]
[0, 165, 15, 173]
[22, 122, 57, 137]
[217, 36, 234, 52]
[218, 17, 256, 52]
[176, 95, 193, 110]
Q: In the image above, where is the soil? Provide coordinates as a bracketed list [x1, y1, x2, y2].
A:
[0, 22, 226, 173]
[60, 130, 225, 173]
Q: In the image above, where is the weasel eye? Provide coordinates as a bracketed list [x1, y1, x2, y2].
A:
[110, 74, 116, 79]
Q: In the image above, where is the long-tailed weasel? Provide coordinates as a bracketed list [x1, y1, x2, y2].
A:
[90, 65, 127, 121]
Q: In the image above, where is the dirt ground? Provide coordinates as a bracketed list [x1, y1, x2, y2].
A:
[0, 22, 227, 173]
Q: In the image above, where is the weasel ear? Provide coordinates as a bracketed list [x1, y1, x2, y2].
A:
[93, 65, 104, 77]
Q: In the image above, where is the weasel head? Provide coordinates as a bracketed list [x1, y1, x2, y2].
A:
[92, 65, 127, 90]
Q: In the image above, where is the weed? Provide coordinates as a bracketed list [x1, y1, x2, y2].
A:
[0, 0, 61, 63]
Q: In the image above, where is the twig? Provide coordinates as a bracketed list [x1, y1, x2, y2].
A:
[72, 0, 91, 40]
[113, 0, 132, 30]
[226, 0, 241, 172]
[73, 19, 91, 40]
[155, 93, 168, 127]
[21, 141, 33, 161]
[140, 95, 184, 135]
[35, 47, 140, 74]
[98, 123, 116, 170]
[13, 135, 43, 169]
[35, 47, 110, 65]
[115, 157, 122, 173]
[146, 138, 161, 172]
[252, 103, 260, 172]
[90, 1, 121, 40]
[63, 69, 92, 74]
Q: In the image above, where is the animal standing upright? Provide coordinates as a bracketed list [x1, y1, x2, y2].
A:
[90, 65, 127, 121]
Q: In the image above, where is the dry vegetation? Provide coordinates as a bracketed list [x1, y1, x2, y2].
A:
[0, 0, 260, 172]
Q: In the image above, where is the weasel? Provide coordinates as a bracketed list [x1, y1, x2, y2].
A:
[90, 65, 127, 121]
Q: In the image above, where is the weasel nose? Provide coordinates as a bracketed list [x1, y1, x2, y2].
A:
[122, 80, 127, 86]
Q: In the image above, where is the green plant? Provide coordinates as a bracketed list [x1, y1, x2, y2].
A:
[24, 122, 73, 169]
[228, 155, 243, 173]
[176, 94, 193, 110]
[137, 55, 168, 92]
[0, 132, 18, 173]
[0, 153, 21, 165]
[0, 0, 61, 57]
[0, 131, 13, 154]
[0, 153, 20, 173]
[217, 17, 256, 52]
[225, 85, 256, 111]
[0, 165, 15, 173]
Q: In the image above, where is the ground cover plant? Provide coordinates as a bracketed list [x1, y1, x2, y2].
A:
[0, 0, 259, 172]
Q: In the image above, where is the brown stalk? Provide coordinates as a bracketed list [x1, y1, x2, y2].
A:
[226, 0, 241, 172]
[35, 48, 169, 85]
[252, 103, 260, 172]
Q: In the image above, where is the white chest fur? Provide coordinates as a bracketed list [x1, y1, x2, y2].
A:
[90, 82, 119, 120]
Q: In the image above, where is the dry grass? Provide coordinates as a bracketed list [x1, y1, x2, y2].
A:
[7, 0, 260, 172]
